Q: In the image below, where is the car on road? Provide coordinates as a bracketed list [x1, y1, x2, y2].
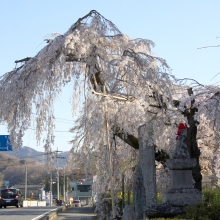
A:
[0, 188, 23, 208]
[73, 200, 81, 207]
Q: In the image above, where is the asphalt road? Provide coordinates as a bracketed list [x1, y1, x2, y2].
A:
[57, 206, 97, 220]
[0, 206, 58, 220]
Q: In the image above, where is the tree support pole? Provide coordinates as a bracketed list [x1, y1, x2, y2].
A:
[122, 173, 124, 210]
[104, 85, 116, 219]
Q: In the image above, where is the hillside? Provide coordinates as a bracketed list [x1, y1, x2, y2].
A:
[0, 152, 47, 187]
[4, 146, 69, 167]
[0, 152, 82, 195]
[0, 146, 70, 189]
[5, 146, 44, 161]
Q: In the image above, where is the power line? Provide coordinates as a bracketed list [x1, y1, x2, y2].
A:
[30, 113, 74, 123]
[27, 127, 70, 133]
[0, 123, 71, 133]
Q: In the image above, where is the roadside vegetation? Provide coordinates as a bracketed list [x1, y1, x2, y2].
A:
[152, 188, 220, 220]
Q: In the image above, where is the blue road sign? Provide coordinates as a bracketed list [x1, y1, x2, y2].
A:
[5, 181, 9, 187]
[0, 135, 12, 151]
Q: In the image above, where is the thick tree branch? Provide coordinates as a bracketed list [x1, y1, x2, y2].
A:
[92, 90, 134, 101]
[114, 131, 139, 150]
[114, 129, 169, 165]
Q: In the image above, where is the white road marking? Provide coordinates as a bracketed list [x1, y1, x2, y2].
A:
[31, 208, 58, 220]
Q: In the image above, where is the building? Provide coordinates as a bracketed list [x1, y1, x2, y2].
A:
[69, 178, 93, 205]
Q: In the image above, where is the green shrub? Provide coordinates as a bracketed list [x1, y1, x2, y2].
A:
[156, 192, 163, 204]
[203, 189, 215, 204]
[150, 203, 220, 219]
[152, 188, 220, 219]
[152, 218, 179, 220]
[181, 203, 220, 220]
[203, 187, 220, 205]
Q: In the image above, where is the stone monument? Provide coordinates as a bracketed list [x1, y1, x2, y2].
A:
[124, 123, 202, 219]
[145, 128, 202, 218]
[126, 121, 156, 220]
[163, 128, 202, 206]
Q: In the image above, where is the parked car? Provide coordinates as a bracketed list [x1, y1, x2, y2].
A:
[0, 188, 23, 208]
[80, 200, 86, 206]
[64, 202, 70, 206]
[73, 200, 81, 207]
[56, 200, 64, 206]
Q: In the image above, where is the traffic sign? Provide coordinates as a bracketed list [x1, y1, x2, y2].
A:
[0, 135, 12, 151]
[4, 181, 9, 187]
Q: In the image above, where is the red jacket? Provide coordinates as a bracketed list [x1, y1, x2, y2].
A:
[176, 123, 187, 140]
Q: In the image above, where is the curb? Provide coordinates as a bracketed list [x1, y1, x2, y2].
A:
[31, 208, 58, 220]
[33, 205, 73, 220]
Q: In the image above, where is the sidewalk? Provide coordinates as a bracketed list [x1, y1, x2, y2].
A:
[56, 205, 97, 220]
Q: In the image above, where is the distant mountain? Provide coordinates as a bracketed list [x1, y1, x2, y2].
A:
[4, 146, 69, 167]
[0, 152, 48, 186]
[4, 146, 43, 163]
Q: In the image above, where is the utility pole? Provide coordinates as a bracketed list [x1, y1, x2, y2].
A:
[66, 176, 69, 202]
[25, 162, 27, 200]
[47, 149, 53, 206]
[63, 166, 66, 202]
[54, 148, 65, 201]
[56, 147, 59, 200]
[50, 169, 53, 206]
[43, 149, 64, 204]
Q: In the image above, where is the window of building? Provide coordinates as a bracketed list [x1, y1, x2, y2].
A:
[77, 185, 91, 192]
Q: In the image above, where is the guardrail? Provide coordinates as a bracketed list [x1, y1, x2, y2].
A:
[32, 204, 73, 220]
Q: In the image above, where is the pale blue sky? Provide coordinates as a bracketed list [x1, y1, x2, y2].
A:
[0, 0, 220, 152]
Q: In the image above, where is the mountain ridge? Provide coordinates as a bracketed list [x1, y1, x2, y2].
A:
[4, 146, 69, 167]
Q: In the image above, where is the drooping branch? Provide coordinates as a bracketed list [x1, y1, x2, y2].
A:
[85, 57, 171, 165]
[197, 45, 220, 49]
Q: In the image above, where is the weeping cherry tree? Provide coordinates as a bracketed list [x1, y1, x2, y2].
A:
[0, 10, 220, 218]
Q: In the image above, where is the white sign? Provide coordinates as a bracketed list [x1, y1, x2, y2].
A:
[42, 190, 45, 200]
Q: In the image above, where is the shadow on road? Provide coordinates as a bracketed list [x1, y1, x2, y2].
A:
[57, 206, 97, 220]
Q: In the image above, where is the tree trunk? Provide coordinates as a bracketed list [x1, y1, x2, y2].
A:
[186, 88, 202, 191]
[187, 113, 202, 191]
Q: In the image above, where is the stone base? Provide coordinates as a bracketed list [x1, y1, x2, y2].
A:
[122, 205, 135, 220]
[145, 204, 186, 218]
[169, 170, 194, 189]
[165, 158, 197, 170]
[163, 188, 202, 206]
